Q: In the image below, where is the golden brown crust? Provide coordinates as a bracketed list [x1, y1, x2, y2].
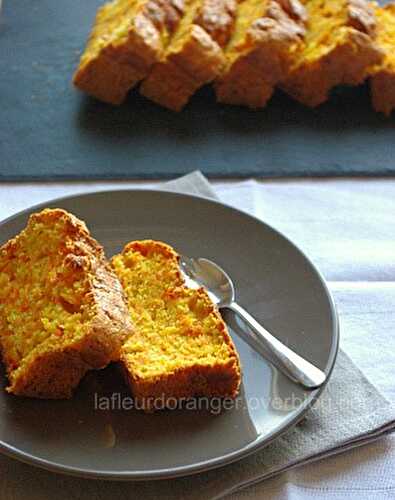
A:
[215, 0, 306, 108]
[124, 357, 241, 410]
[370, 3, 395, 115]
[277, 0, 307, 24]
[282, 0, 383, 107]
[112, 239, 241, 411]
[147, 0, 186, 33]
[347, 0, 377, 36]
[7, 348, 90, 399]
[140, 60, 198, 111]
[371, 70, 395, 115]
[194, 0, 238, 48]
[0, 209, 133, 399]
[73, 0, 184, 104]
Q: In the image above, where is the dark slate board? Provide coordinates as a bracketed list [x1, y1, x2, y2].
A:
[1, 0, 395, 180]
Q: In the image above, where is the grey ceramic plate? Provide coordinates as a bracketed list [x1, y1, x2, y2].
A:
[0, 190, 339, 480]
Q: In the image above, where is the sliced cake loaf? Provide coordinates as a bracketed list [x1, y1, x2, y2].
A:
[370, 2, 395, 115]
[282, 0, 383, 107]
[0, 209, 132, 398]
[111, 240, 241, 410]
[73, 0, 185, 104]
[215, 0, 307, 108]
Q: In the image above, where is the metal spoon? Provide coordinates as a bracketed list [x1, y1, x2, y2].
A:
[180, 256, 326, 390]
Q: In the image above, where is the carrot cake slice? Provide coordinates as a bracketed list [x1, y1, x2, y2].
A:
[281, 0, 383, 107]
[370, 2, 395, 115]
[73, 0, 184, 104]
[111, 240, 241, 410]
[0, 209, 132, 398]
[139, 0, 235, 111]
[215, 0, 307, 108]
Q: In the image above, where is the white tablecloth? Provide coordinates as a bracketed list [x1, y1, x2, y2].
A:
[0, 177, 394, 499]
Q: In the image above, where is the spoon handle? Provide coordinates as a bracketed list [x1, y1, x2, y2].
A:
[228, 302, 326, 390]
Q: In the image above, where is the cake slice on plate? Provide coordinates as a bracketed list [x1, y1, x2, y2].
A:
[111, 240, 241, 410]
[0, 209, 132, 398]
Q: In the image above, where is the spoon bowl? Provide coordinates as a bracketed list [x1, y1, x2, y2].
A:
[180, 256, 234, 306]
